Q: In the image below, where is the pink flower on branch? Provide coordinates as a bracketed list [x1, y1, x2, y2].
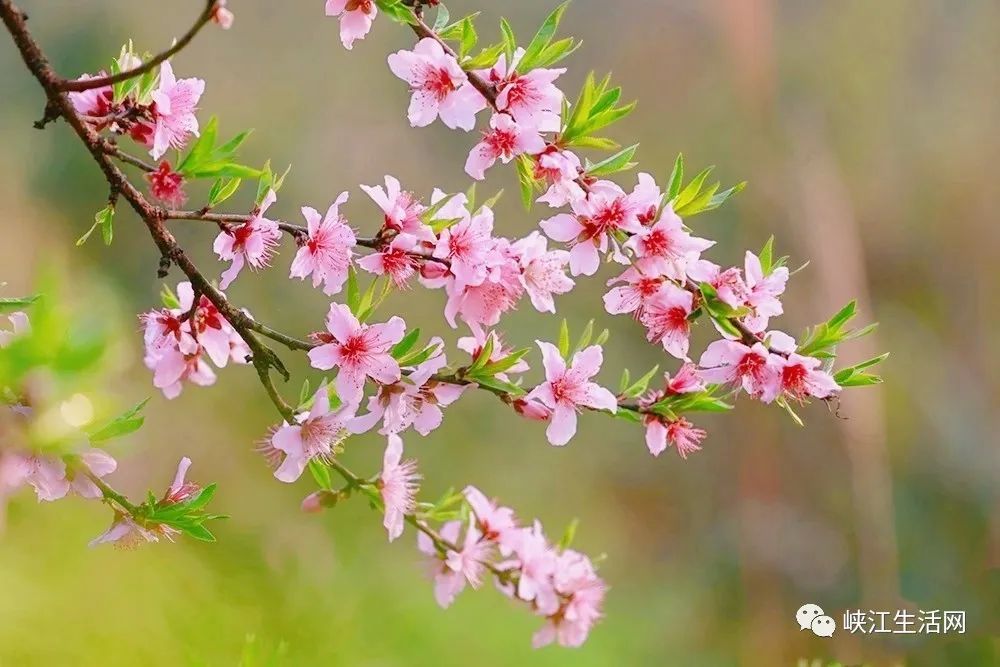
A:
[527, 342, 618, 446]
[289, 192, 357, 296]
[271, 384, 352, 483]
[213, 189, 282, 289]
[388, 38, 486, 131]
[638, 283, 695, 360]
[511, 231, 574, 314]
[698, 340, 783, 403]
[325, 0, 377, 50]
[307, 304, 406, 407]
[360, 175, 434, 243]
[603, 266, 666, 315]
[643, 415, 706, 458]
[740, 251, 789, 334]
[465, 113, 546, 180]
[357, 235, 421, 287]
[149, 61, 205, 160]
[485, 50, 566, 132]
[379, 434, 420, 542]
[534, 146, 586, 208]
[625, 202, 714, 280]
[147, 161, 187, 207]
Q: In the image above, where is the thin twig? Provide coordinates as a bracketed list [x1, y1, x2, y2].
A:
[56, 1, 218, 93]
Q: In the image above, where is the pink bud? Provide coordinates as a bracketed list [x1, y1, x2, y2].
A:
[301, 490, 342, 513]
[420, 261, 449, 281]
[513, 398, 552, 421]
[147, 161, 186, 207]
[212, 1, 234, 29]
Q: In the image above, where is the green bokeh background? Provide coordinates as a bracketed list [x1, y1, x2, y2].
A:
[1, 1, 997, 665]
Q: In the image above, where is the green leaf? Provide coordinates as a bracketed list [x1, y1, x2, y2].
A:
[432, 3, 450, 31]
[463, 41, 506, 69]
[672, 166, 714, 210]
[499, 18, 517, 62]
[78, 204, 115, 247]
[459, 17, 478, 58]
[181, 523, 217, 542]
[308, 460, 333, 490]
[666, 153, 684, 200]
[391, 328, 422, 360]
[208, 177, 242, 207]
[557, 319, 570, 359]
[467, 333, 495, 373]
[518, 1, 571, 71]
[623, 365, 659, 398]
[557, 517, 579, 551]
[480, 348, 530, 376]
[467, 374, 524, 397]
[571, 319, 594, 357]
[86, 397, 150, 442]
[298, 378, 312, 407]
[585, 143, 638, 177]
[515, 154, 538, 211]
[758, 236, 775, 275]
[618, 368, 631, 393]
[0, 295, 39, 314]
[160, 284, 180, 309]
[346, 266, 361, 315]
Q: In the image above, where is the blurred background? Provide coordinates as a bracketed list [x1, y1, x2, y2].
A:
[1, 1, 997, 665]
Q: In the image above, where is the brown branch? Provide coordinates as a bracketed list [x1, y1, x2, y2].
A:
[56, 1, 218, 93]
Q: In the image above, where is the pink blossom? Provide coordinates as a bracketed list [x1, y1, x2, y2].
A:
[289, 193, 357, 295]
[540, 180, 644, 276]
[417, 520, 466, 608]
[162, 456, 201, 504]
[486, 50, 566, 132]
[271, 384, 352, 482]
[68, 72, 113, 118]
[68, 449, 118, 499]
[433, 206, 497, 288]
[89, 514, 161, 548]
[325, 0, 377, 50]
[444, 519, 492, 589]
[534, 549, 606, 649]
[741, 251, 789, 333]
[534, 147, 585, 208]
[4, 454, 68, 501]
[465, 113, 546, 180]
[513, 397, 552, 421]
[527, 342, 618, 446]
[0, 311, 30, 348]
[379, 434, 420, 542]
[360, 175, 434, 242]
[505, 522, 559, 614]
[442, 241, 524, 330]
[625, 201, 714, 279]
[357, 235, 420, 287]
[603, 267, 666, 315]
[147, 161, 187, 207]
[665, 363, 706, 395]
[638, 284, 695, 360]
[211, 1, 234, 29]
[213, 189, 282, 289]
[349, 339, 468, 436]
[464, 485, 519, 554]
[779, 353, 840, 401]
[388, 38, 486, 131]
[698, 340, 782, 403]
[511, 231, 574, 313]
[149, 61, 204, 160]
[687, 259, 750, 309]
[307, 303, 406, 407]
[643, 415, 706, 458]
[145, 345, 217, 399]
[176, 282, 249, 367]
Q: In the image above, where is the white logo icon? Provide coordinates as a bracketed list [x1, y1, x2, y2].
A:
[797, 603, 835, 637]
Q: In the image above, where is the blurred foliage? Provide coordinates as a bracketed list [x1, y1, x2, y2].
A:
[0, 1, 997, 666]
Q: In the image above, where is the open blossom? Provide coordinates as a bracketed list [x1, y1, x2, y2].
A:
[465, 113, 546, 180]
[146, 345, 217, 399]
[379, 434, 420, 542]
[67, 449, 119, 499]
[638, 284, 695, 360]
[443, 240, 524, 330]
[603, 267, 666, 315]
[417, 517, 492, 609]
[289, 193, 356, 295]
[149, 61, 204, 160]
[349, 339, 468, 436]
[486, 50, 566, 132]
[325, 0, 377, 50]
[307, 304, 406, 407]
[464, 485, 519, 554]
[177, 282, 249, 367]
[68, 72, 113, 117]
[664, 363, 706, 394]
[540, 180, 647, 276]
[625, 202, 714, 279]
[271, 384, 351, 482]
[535, 147, 585, 208]
[433, 206, 498, 288]
[388, 38, 486, 131]
[361, 175, 434, 242]
[765, 333, 839, 401]
[533, 549, 606, 649]
[699, 340, 782, 403]
[687, 259, 750, 310]
[214, 189, 282, 289]
[504, 522, 559, 614]
[511, 232, 574, 314]
[643, 414, 706, 458]
[741, 251, 789, 333]
[417, 521, 465, 608]
[527, 342, 618, 446]
[357, 234, 420, 287]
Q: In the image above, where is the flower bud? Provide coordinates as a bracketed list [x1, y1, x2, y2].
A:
[513, 398, 552, 421]
[301, 490, 341, 513]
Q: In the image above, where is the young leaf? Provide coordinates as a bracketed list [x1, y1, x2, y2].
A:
[86, 398, 150, 442]
[585, 143, 639, 177]
[0, 294, 39, 314]
[666, 153, 684, 200]
[557, 319, 570, 359]
[518, 1, 571, 71]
